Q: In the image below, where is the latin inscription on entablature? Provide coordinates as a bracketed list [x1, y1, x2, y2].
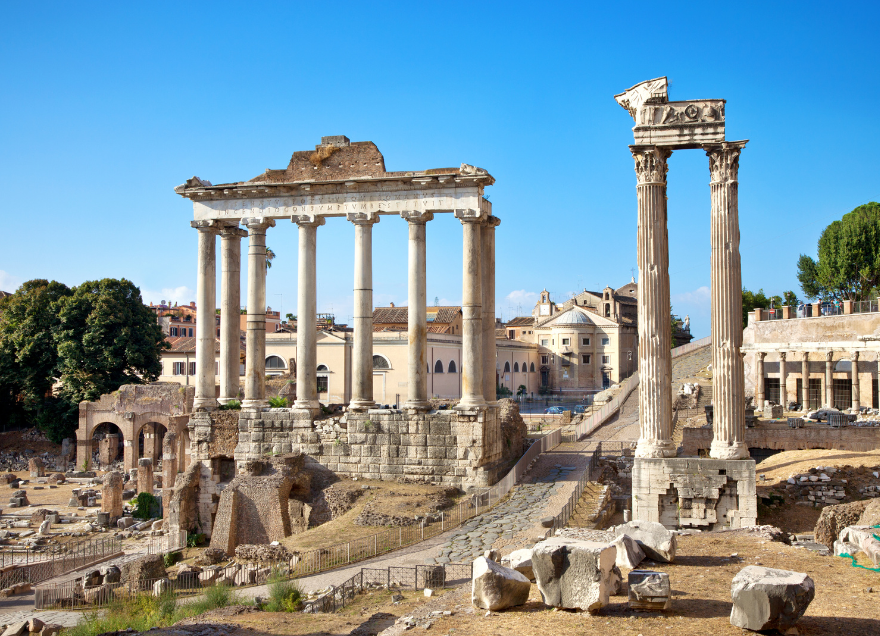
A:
[192, 187, 484, 222]
[632, 99, 725, 149]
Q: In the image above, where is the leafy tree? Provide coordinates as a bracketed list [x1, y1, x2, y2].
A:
[782, 290, 801, 308]
[742, 288, 770, 329]
[0, 280, 73, 435]
[266, 247, 276, 270]
[54, 278, 168, 421]
[797, 202, 880, 301]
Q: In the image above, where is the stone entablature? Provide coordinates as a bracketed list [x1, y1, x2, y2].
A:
[232, 408, 504, 488]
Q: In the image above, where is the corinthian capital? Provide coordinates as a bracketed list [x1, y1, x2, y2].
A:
[704, 140, 748, 184]
[629, 145, 672, 184]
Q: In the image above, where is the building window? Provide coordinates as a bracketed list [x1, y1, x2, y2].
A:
[372, 355, 390, 369]
[601, 355, 610, 364]
[503, 361, 511, 373]
[508, 330, 515, 339]
[513, 362, 520, 372]
[530, 362, 535, 372]
[434, 360, 444, 373]
[601, 337, 610, 346]
[171, 327, 178, 336]
[582, 337, 590, 346]
[188, 361, 196, 375]
[266, 355, 286, 369]
[317, 364, 329, 372]
[541, 355, 549, 365]
[540, 339, 549, 346]
[582, 354, 591, 364]
[561, 338, 570, 346]
[448, 360, 457, 373]
[317, 376, 328, 393]
[173, 362, 185, 375]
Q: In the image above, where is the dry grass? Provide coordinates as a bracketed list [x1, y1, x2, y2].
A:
[756, 448, 880, 483]
[309, 144, 339, 167]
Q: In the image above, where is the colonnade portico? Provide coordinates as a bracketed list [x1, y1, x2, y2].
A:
[177, 138, 499, 418]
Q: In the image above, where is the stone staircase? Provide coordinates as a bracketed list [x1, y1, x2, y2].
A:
[566, 481, 613, 529]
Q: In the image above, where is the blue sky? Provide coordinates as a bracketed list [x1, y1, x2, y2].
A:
[1, 2, 878, 338]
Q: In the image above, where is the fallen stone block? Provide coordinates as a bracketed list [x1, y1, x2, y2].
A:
[628, 570, 671, 610]
[39, 624, 61, 636]
[838, 526, 880, 566]
[471, 556, 531, 611]
[153, 578, 171, 596]
[611, 533, 645, 569]
[730, 566, 814, 631]
[532, 537, 616, 612]
[612, 520, 676, 563]
[27, 618, 44, 634]
[1, 621, 28, 636]
[500, 548, 534, 581]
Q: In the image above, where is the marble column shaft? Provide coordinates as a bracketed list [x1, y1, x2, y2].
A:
[852, 351, 861, 411]
[348, 213, 379, 411]
[219, 226, 247, 404]
[293, 215, 325, 412]
[779, 351, 788, 407]
[801, 353, 810, 411]
[705, 141, 749, 459]
[457, 209, 486, 410]
[825, 351, 834, 408]
[242, 218, 275, 408]
[481, 216, 500, 404]
[191, 221, 220, 410]
[630, 146, 674, 458]
[756, 352, 766, 410]
[401, 211, 432, 410]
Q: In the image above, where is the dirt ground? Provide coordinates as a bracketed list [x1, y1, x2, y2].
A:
[281, 479, 464, 553]
[0, 431, 61, 455]
[146, 530, 880, 636]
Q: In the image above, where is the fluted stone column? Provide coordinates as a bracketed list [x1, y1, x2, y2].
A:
[219, 226, 247, 404]
[801, 353, 810, 411]
[292, 215, 325, 412]
[705, 141, 749, 459]
[755, 352, 766, 410]
[825, 351, 834, 408]
[348, 213, 379, 411]
[630, 146, 674, 458]
[400, 211, 433, 411]
[191, 220, 220, 410]
[456, 209, 486, 410]
[481, 216, 501, 404]
[779, 351, 788, 408]
[852, 351, 861, 412]
[242, 218, 275, 409]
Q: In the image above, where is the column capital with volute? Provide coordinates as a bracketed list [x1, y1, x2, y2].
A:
[220, 225, 248, 239]
[401, 210, 434, 224]
[779, 351, 787, 362]
[825, 350, 834, 362]
[347, 212, 381, 226]
[242, 217, 276, 231]
[191, 219, 222, 233]
[482, 215, 501, 229]
[454, 208, 483, 224]
[292, 214, 325, 228]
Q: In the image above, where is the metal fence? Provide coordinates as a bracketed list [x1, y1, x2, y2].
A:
[854, 300, 879, 314]
[570, 371, 641, 441]
[0, 536, 122, 590]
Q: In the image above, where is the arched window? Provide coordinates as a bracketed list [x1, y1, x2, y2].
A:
[530, 362, 535, 372]
[372, 355, 390, 369]
[605, 304, 611, 317]
[503, 361, 511, 373]
[266, 355, 286, 369]
[317, 364, 329, 372]
[434, 359, 444, 373]
[514, 362, 520, 372]
[448, 360, 457, 373]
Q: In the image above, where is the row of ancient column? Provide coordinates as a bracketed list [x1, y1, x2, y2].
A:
[632, 141, 749, 460]
[754, 350, 862, 411]
[191, 211, 500, 412]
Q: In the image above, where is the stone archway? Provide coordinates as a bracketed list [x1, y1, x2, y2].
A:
[91, 422, 125, 469]
[138, 422, 168, 464]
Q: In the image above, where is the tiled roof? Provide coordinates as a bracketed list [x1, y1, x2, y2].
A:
[164, 336, 244, 354]
[372, 306, 462, 325]
[372, 324, 451, 334]
[505, 316, 535, 327]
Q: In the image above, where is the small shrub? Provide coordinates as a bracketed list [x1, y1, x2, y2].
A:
[158, 588, 177, 618]
[219, 399, 241, 411]
[133, 492, 159, 520]
[187, 531, 206, 548]
[363, 419, 375, 432]
[264, 569, 303, 612]
[80, 457, 90, 473]
[269, 396, 289, 408]
[163, 551, 179, 567]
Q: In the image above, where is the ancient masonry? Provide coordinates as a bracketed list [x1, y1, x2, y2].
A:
[172, 137, 507, 539]
[615, 77, 756, 529]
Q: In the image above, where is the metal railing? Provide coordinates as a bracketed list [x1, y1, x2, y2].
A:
[0, 536, 122, 590]
[570, 371, 641, 441]
[853, 300, 879, 314]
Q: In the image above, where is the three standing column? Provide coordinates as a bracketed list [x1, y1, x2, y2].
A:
[630, 146, 675, 458]
[219, 226, 247, 405]
[293, 215, 325, 413]
[348, 213, 379, 411]
[481, 216, 500, 405]
[242, 218, 275, 409]
[705, 141, 749, 460]
[400, 211, 433, 411]
[192, 220, 221, 410]
[456, 209, 486, 410]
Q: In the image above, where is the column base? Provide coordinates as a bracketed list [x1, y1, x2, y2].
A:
[709, 440, 750, 460]
[455, 397, 487, 411]
[348, 400, 376, 412]
[217, 396, 240, 406]
[403, 400, 431, 412]
[293, 399, 321, 413]
[242, 399, 269, 409]
[635, 438, 677, 458]
[193, 398, 219, 411]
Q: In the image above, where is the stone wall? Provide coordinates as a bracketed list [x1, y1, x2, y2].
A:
[207, 410, 240, 458]
[232, 407, 505, 489]
[632, 457, 757, 530]
[682, 424, 880, 455]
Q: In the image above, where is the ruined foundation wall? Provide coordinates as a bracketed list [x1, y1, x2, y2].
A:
[682, 425, 880, 455]
[233, 407, 505, 488]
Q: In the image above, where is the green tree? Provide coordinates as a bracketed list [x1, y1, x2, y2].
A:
[797, 202, 880, 301]
[0, 280, 73, 435]
[266, 247, 276, 270]
[742, 288, 770, 329]
[782, 290, 801, 308]
[54, 279, 168, 426]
